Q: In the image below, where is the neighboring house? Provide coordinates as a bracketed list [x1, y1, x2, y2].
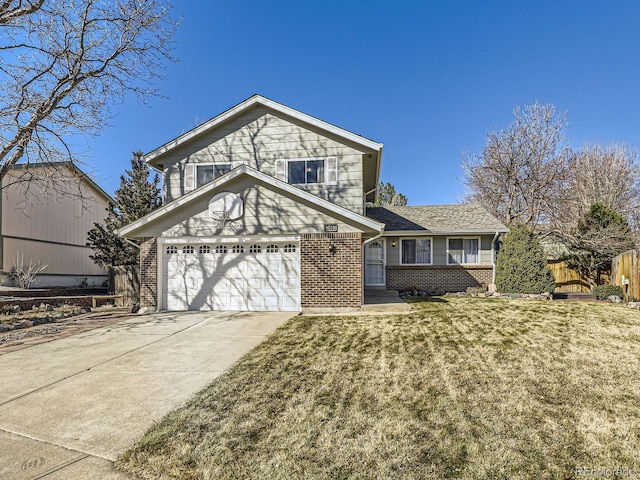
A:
[1, 162, 111, 288]
[119, 94, 508, 312]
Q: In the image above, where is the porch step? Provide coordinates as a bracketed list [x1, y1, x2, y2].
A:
[364, 289, 400, 297]
[363, 290, 412, 313]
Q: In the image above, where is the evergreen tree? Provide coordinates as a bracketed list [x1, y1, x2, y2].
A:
[563, 203, 635, 286]
[372, 182, 408, 206]
[87, 152, 161, 268]
[495, 224, 556, 294]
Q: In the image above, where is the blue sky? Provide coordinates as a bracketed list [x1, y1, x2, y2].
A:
[87, 1, 640, 205]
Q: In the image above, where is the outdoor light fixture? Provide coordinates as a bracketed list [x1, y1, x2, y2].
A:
[392, 241, 396, 248]
[329, 244, 337, 255]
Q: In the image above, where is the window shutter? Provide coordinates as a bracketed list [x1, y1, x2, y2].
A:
[275, 159, 286, 181]
[326, 157, 338, 185]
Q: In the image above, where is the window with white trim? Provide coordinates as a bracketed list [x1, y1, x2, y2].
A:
[266, 244, 279, 253]
[275, 157, 338, 185]
[283, 244, 296, 253]
[199, 245, 211, 254]
[249, 244, 261, 254]
[215, 245, 227, 254]
[183, 245, 194, 254]
[166, 245, 177, 254]
[232, 245, 244, 254]
[401, 238, 432, 265]
[447, 238, 480, 265]
[195, 163, 232, 188]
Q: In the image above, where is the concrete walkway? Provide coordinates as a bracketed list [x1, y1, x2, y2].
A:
[0, 311, 293, 479]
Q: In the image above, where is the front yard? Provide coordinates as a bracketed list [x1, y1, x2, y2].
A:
[118, 297, 640, 479]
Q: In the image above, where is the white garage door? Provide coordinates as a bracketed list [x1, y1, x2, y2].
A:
[162, 241, 300, 312]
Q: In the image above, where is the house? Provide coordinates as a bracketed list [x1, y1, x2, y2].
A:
[366, 204, 508, 292]
[119, 95, 507, 312]
[1, 162, 111, 288]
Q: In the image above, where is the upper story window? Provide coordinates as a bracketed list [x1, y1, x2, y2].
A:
[401, 238, 432, 265]
[195, 163, 232, 188]
[275, 157, 338, 185]
[447, 238, 480, 265]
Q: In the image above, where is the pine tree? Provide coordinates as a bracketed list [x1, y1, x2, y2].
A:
[495, 224, 556, 294]
[563, 203, 635, 286]
[87, 152, 161, 268]
[372, 182, 408, 206]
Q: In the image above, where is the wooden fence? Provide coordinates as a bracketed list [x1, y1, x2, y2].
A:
[547, 259, 591, 293]
[108, 265, 140, 306]
[611, 250, 640, 302]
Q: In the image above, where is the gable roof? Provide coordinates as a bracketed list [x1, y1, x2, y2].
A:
[118, 164, 385, 238]
[144, 94, 384, 163]
[366, 204, 508, 234]
[7, 161, 112, 202]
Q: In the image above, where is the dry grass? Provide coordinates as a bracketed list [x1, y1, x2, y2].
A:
[117, 298, 640, 479]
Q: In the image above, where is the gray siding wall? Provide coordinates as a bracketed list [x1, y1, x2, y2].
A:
[160, 107, 371, 214]
[385, 234, 495, 267]
[134, 180, 364, 238]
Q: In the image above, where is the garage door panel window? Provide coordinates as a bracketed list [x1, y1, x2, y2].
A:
[215, 245, 228, 254]
[284, 244, 296, 253]
[232, 245, 245, 253]
[199, 245, 211, 254]
[448, 238, 479, 264]
[249, 244, 261, 254]
[266, 244, 279, 253]
[183, 245, 194, 254]
[166, 245, 177, 254]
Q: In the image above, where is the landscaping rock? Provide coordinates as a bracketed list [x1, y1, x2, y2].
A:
[628, 302, 640, 309]
[0, 324, 13, 332]
[137, 307, 149, 315]
[19, 320, 33, 328]
[607, 295, 622, 304]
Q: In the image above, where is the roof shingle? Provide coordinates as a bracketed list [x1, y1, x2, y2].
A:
[366, 204, 508, 233]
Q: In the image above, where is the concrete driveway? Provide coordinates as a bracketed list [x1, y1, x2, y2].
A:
[0, 311, 293, 479]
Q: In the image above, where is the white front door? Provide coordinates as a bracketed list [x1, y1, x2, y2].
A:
[365, 240, 386, 286]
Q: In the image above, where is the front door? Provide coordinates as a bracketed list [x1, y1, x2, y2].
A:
[365, 240, 386, 286]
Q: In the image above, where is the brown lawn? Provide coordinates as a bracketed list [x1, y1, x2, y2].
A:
[117, 297, 640, 479]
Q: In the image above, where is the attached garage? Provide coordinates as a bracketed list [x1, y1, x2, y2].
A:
[160, 238, 300, 311]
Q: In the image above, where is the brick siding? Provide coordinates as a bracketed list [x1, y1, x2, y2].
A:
[300, 233, 362, 308]
[387, 265, 493, 292]
[139, 237, 157, 309]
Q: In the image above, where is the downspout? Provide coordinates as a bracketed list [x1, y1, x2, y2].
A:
[361, 228, 385, 305]
[491, 231, 500, 286]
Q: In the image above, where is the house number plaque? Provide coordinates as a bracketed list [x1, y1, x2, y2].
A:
[324, 224, 338, 233]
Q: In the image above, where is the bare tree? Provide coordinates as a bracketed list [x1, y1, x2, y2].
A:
[462, 102, 570, 227]
[0, 0, 179, 184]
[551, 143, 640, 231]
[0, 1, 44, 24]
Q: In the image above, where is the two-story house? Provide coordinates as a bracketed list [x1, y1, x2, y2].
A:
[119, 95, 507, 312]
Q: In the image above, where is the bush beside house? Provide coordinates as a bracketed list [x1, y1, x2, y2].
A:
[496, 225, 556, 294]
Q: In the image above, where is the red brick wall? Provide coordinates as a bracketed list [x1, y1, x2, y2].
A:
[300, 233, 362, 308]
[387, 265, 493, 292]
[139, 237, 157, 309]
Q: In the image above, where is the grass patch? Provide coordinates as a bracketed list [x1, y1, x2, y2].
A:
[117, 298, 640, 479]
